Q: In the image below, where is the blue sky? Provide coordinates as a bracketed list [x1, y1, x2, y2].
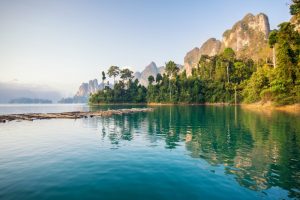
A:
[0, 0, 291, 94]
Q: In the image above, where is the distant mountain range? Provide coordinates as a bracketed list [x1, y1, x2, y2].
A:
[0, 82, 62, 103]
[9, 98, 52, 104]
[58, 80, 112, 103]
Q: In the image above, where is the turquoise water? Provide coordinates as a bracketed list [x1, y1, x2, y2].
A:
[0, 105, 299, 199]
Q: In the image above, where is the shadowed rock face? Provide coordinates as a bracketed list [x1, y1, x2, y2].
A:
[184, 13, 271, 76]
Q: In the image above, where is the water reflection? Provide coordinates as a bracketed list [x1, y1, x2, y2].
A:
[86, 105, 300, 198]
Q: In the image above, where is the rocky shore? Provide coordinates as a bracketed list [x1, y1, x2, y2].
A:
[0, 108, 153, 123]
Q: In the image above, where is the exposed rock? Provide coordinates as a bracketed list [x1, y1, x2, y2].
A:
[158, 66, 165, 75]
[139, 62, 159, 86]
[135, 62, 159, 86]
[184, 38, 221, 76]
[184, 13, 272, 76]
[134, 72, 142, 80]
[222, 13, 271, 59]
[59, 79, 110, 103]
[134, 62, 183, 86]
[75, 79, 102, 97]
[290, 16, 300, 32]
[199, 38, 222, 56]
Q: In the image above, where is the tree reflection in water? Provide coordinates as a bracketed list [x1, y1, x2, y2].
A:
[85, 105, 300, 198]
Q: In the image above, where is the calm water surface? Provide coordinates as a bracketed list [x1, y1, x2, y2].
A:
[0, 105, 299, 200]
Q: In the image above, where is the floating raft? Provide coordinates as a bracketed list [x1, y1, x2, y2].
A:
[0, 108, 153, 123]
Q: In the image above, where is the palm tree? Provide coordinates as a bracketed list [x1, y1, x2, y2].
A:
[107, 66, 120, 84]
[120, 68, 134, 88]
[101, 71, 106, 89]
[148, 75, 154, 85]
[156, 73, 162, 84]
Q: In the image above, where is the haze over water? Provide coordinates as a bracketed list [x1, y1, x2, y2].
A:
[0, 105, 299, 199]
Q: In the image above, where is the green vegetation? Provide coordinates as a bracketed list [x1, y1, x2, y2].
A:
[146, 52, 255, 104]
[244, 0, 300, 105]
[90, 1, 300, 105]
[89, 66, 147, 104]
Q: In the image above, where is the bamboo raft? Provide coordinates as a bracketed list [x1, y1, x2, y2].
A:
[0, 108, 153, 123]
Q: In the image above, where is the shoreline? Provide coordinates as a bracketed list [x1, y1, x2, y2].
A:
[241, 102, 300, 114]
[90, 102, 231, 106]
[147, 102, 231, 106]
[88, 101, 300, 114]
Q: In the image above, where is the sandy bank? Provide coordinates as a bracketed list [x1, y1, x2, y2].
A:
[241, 102, 300, 114]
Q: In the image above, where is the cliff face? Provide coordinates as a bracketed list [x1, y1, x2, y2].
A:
[222, 13, 270, 60]
[134, 62, 183, 86]
[184, 39, 221, 75]
[184, 13, 272, 76]
[184, 47, 200, 76]
[135, 62, 161, 86]
[139, 62, 159, 86]
[75, 79, 102, 97]
[291, 16, 300, 32]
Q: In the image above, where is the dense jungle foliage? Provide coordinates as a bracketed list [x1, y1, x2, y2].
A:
[90, 1, 300, 105]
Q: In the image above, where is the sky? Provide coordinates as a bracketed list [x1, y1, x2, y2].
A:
[0, 0, 292, 94]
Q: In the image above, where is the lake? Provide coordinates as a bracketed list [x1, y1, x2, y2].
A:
[0, 104, 299, 200]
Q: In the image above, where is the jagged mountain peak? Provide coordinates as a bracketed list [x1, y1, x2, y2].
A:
[184, 13, 272, 76]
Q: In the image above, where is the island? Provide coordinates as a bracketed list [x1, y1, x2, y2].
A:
[9, 98, 52, 104]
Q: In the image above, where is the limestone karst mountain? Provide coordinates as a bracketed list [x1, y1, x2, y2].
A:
[185, 38, 222, 76]
[135, 62, 159, 86]
[59, 79, 108, 103]
[184, 13, 272, 76]
[134, 62, 183, 86]
[75, 79, 101, 97]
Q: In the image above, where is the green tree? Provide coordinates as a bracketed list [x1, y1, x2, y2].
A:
[148, 75, 155, 85]
[156, 73, 163, 83]
[165, 61, 179, 102]
[222, 48, 235, 83]
[107, 66, 120, 84]
[120, 68, 134, 87]
[269, 30, 278, 68]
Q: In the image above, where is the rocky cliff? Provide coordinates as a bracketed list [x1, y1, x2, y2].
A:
[222, 13, 270, 59]
[59, 79, 106, 103]
[134, 62, 161, 86]
[139, 62, 159, 86]
[75, 79, 102, 97]
[184, 13, 272, 76]
[291, 15, 300, 32]
[185, 38, 222, 75]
